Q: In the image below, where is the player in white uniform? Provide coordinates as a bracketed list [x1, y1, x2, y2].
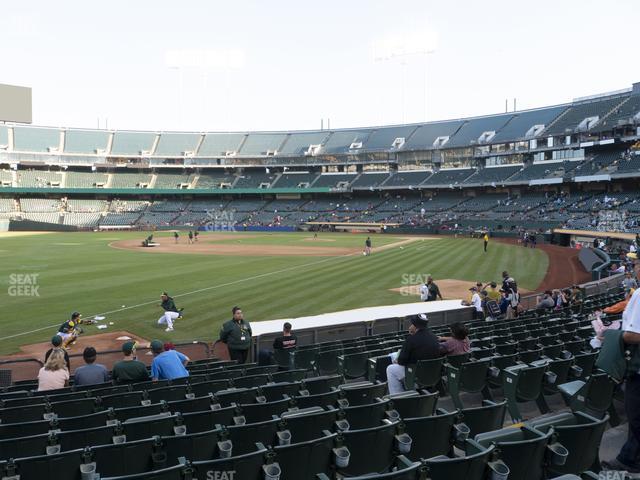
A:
[157, 292, 183, 332]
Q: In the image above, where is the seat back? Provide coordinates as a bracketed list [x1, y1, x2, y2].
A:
[302, 375, 343, 395]
[181, 406, 236, 434]
[281, 407, 339, 443]
[340, 382, 387, 406]
[225, 418, 280, 455]
[424, 441, 496, 480]
[460, 400, 507, 436]
[239, 398, 291, 423]
[92, 438, 161, 477]
[413, 357, 445, 389]
[343, 401, 389, 429]
[339, 421, 399, 476]
[161, 428, 220, 463]
[387, 390, 438, 419]
[403, 411, 457, 462]
[273, 432, 337, 480]
[192, 445, 268, 480]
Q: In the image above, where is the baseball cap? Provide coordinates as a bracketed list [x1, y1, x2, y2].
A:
[71, 311, 81, 319]
[163, 342, 175, 351]
[83, 347, 97, 360]
[150, 339, 164, 353]
[410, 313, 429, 328]
[122, 341, 136, 355]
[51, 335, 62, 347]
[627, 252, 638, 260]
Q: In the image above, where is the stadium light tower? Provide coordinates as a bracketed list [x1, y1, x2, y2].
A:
[373, 30, 437, 123]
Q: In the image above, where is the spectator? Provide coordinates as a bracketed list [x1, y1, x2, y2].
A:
[219, 306, 252, 364]
[386, 314, 441, 394]
[45, 335, 70, 371]
[535, 290, 555, 313]
[163, 342, 175, 351]
[501, 271, 518, 293]
[623, 272, 638, 295]
[37, 348, 69, 391]
[569, 285, 584, 313]
[438, 322, 471, 355]
[112, 341, 149, 384]
[611, 263, 626, 274]
[505, 287, 521, 319]
[421, 276, 443, 302]
[74, 347, 109, 386]
[463, 286, 484, 320]
[604, 255, 640, 473]
[273, 322, 297, 350]
[485, 282, 501, 302]
[150, 339, 190, 381]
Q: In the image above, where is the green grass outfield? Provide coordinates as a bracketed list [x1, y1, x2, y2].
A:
[0, 231, 548, 354]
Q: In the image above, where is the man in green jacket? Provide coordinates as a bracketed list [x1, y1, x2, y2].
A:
[219, 306, 252, 364]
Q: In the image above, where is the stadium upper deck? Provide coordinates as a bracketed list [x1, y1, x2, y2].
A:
[0, 83, 638, 162]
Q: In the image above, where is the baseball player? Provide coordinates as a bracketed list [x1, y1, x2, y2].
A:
[157, 292, 183, 332]
[57, 311, 83, 349]
[174, 232, 179, 244]
[364, 236, 372, 256]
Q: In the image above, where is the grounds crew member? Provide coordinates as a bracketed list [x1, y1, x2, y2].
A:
[220, 306, 252, 364]
[365, 237, 372, 256]
[483, 232, 489, 252]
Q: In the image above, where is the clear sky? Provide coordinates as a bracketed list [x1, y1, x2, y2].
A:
[1, 0, 638, 132]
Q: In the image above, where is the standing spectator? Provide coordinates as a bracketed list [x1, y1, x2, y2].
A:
[603, 256, 640, 473]
[219, 306, 252, 364]
[37, 349, 69, 392]
[112, 341, 149, 384]
[501, 271, 518, 293]
[273, 322, 297, 350]
[74, 347, 109, 386]
[385, 315, 441, 394]
[438, 323, 471, 355]
[45, 335, 70, 371]
[569, 285, 584, 313]
[150, 340, 190, 381]
[463, 286, 484, 320]
[484, 282, 501, 302]
[506, 287, 521, 319]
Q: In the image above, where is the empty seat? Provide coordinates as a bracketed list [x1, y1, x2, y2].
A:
[528, 411, 609, 476]
[260, 381, 302, 402]
[338, 352, 370, 379]
[238, 398, 291, 423]
[502, 362, 551, 423]
[403, 357, 445, 392]
[99, 463, 191, 479]
[191, 444, 268, 480]
[385, 390, 438, 419]
[446, 359, 491, 409]
[301, 375, 343, 395]
[181, 406, 236, 433]
[54, 424, 119, 452]
[161, 428, 221, 463]
[145, 386, 190, 404]
[215, 388, 259, 406]
[91, 438, 162, 477]
[558, 372, 617, 424]
[294, 390, 340, 409]
[280, 407, 340, 443]
[338, 420, 399, 476]
[459, 400, 507, 436]
[122, 413, 182, 441]
[0, 432, 50, 459]
[342, 400, 389, 429]
[339, 381, 387, 406]
[113, 404, 166, 423]
[402, 410, 458, 462]
[188, 380, 229, 397]
[225, 418, 281, 455]
[316, 455, 423, 480]
[270, 431, 339, 480]
[166, 395, 214, 414]
[424, 440, 506, 480]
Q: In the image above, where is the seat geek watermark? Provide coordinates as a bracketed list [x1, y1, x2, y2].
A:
[8, 273, 40, 297]
[206, 471, 235, 480]
[399, 273, 430, 296]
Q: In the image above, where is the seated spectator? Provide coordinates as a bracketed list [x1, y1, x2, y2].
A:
[37, 348, 69, 391]
[535, 290, 555, 312]
[553, 289, 569, 311]
[112, 341, 149, 384]
[386, 314, 441, 394]
[273, 322, 298, 350]
[569, 285, 584, 312]
[74, 347, 109, 386]
[611, 263, 626, 274]
[150, 339, 190, 381]
[45, 335, 70, 371]
[590, 312, 621, 349]
[438, 323, 471, 355]
[622, 272, 638, 295]
[498, 289, 510, 314]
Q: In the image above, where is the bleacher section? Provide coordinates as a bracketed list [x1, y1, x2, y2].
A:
[321, 130, 371, 154]
[153, 173, 191, 189]
[110, 131, 156, 156]
[491, 106, 567, 143]
[544, 94, 629, 136]
[382, 170, 432, 188]
[0, 282, 624, 480]
[153, 133, 200, 157]
[350, 172, 390, 189]
[195, 172, 235, 189]
[402, 120, 465, 150]
[109, 172, 152, 189]
[238, 133, 287, 156]
[18, 170, 63, 188]
[313, 173, 357, 188]
[234, 171, 277, 188]
[64, 129, 110, 154]
[12, 127, 59, 153]
[594, 94, 640, 131]
[272, 172, 317, 188]
[463, 165, 521, 185]
[65, 171, 109, 188]
[422, 168, 474, 186]
[445, 115, 514, 148]
[197, 133, 245, 157]
[279, 131, 330, 156]
[66, 200, 107, 213]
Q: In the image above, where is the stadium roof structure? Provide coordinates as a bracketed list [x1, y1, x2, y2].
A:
[0, 82, 638, 159]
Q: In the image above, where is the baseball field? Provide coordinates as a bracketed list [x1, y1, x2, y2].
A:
[0, 230, 551, 355]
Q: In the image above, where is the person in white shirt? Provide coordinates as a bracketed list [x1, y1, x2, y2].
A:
[630, 243, 637, 254]
[604, 253, 640, 473]
[462, 286, 484, 320]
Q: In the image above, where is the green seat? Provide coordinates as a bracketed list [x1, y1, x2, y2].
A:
[316, 455, 424, 480]
[339, 381, 387, 406]
[291, 348, 319, 371]
[54, 424, 119, 452]
[245, 365, 280, 376]
[572, 352, 598, 380]
[192, 443, 268, 480]
[502, 362, 550, 423]
[122, 413, 181, 441]
[294, 390, 341, 409]
[238, 398, 291, 423]
[214, 387, 259, 406]
[0, 403, 49, 424]
[271, 369, 307, 383]
[527, 411, 609, 476]
[518, 348, 543, 364]
[459, 400, 507, 436]
[273, 349, 293, 370]
[384, 390, 438, 419]
[0, 432, 50, 460]
[271, 431, 338, 480]
[557, 372, 618, 426]
[281, 407, 340, 443]
[446, 359, 491, 409]
[423, 440, 505, 480]
[367, 355, 393, 382]
[232, 374, 271, 389]
[315, 349, 342, 375]
[403, 357, 444, 392]
[0, 418, 53, 440]
[144, 386, 189, 404]
[301, 375, 343, 395]
[99, 392, 145, 410]
[181, 407, 237, 434]
[402, 410, 458, 462]
[338, 420, 399, 476]
[484, 354, 518, 396]
[542, 357, 576, 395]
[161, 428, 220, 463]
[225, 418, 281, 454]
[445, 353, 470, 369]
[342, 400, 389, 429]
[113, 404, 166, 423]
[475, 425, 562, 480]
[188, 380, 230, 398]
[338, 352, 370, 379]
[259, 381, 302, 402]
[166, 395, 214, 414]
